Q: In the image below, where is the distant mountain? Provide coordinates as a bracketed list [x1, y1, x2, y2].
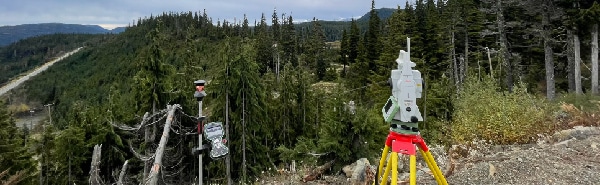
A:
[356, 8, 397, 22]
[110, 27, 127, 33]
[294, 8, 398, 42]
[0, 23, 125, 46]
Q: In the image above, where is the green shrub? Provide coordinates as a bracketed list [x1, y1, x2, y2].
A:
[451, 76, 552, 145]
[554, 92, 600, 113]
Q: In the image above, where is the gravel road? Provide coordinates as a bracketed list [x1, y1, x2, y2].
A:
[0, 47, 83, 96]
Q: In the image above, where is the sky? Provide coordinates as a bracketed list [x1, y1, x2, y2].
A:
[0, 0, 409, 30]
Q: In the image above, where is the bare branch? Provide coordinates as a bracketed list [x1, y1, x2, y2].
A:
[117, 160, 129, 185]
[128, 140, 155, 161]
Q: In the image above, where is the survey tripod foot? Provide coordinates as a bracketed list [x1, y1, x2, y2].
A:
[374, 131, 448, 185]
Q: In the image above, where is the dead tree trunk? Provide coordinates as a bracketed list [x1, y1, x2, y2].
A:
[242, 85, 247, 182]
[592, 23, 599, 94]
[143, 112, 151, 179]
[575, 34, 583, 94]
[567, 29, 576, 92]
[225, 84, 232, 185]
[459, 56, 465, 84]
[496, 0, 513, 91]
[146, 104, 179, 185]
[542, 0, 555, 100]
[487, 47, 494, 79]
[117, 160, 129, 185]
[496, 0, 513, 92]
[464, 31, 469, 83]
[89, 144, 103, 185]
[451, 30, 460, 90]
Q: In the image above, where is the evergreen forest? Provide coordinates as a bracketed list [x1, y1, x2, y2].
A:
[1, 0, 600, 184]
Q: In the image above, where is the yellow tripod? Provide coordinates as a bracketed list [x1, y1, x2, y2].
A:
[374, 131, 448, 185]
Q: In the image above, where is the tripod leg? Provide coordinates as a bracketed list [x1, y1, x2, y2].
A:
[410, 154, 416, 185]
[419, 149, 441, 185]
[381, 153, 394, 185]
[419, 149, 448, 185]
[376, 145, 390, 185]
[391, 152, 399, 185]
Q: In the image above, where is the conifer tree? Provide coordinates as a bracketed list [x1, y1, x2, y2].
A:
[306, 18, 328, 80]
[372, 8, 407, 103]
[281, 15, 298, 67]
[348, 19, 361, 64]
[340, 29, 349, 75]
[364, 0, 382, 72]
[255, 13, 274, 74]
[0, 103, 34, 184]
[210, 37, 271, 182]
[132, 18, 174, 179]
[271, 9, 281, 42]
[241, 14, 251, 38]
[133, 19, 174, 114]
[346, 37, 371, 103]
[317, 86, 388, 170]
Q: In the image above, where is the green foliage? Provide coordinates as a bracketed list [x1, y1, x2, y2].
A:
[364, 2, 382, 71]
[276, 136, 318, 164]
[419, 75, 455, 146]
[305, 18, 328, 81]
[0, 34, 110, 85]
[451, 76, 552, 145]
[554, 92, 600, 112]
[315, 87, 388, 170]
[37, 101, 127, 185]
[133, 19, 175, 113]
[0, 102, 35, 184]
[255, 13, 274, 74]
[209, 36, 273, 181]
[8, 1, 600, 183]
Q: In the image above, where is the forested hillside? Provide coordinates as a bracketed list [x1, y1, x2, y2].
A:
[1, 0, 600, 184]
[0, 23, 124, 46]
[0, 34, 113, 85]
[294, 8, 396, 41]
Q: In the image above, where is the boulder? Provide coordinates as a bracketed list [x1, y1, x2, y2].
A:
[552, 126, 600, 142]
[342, 158, 371, 183]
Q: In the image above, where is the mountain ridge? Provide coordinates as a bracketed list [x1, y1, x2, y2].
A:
[0, 8, 396, 46]
[0, 23, 125, 46]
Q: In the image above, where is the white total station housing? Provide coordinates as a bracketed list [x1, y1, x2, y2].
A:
[382, 38, 424, 123]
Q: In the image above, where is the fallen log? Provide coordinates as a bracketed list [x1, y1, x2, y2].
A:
[145, 104, 179, 185]
[302, 160, 334, 182]
[89, 144, 103, 185]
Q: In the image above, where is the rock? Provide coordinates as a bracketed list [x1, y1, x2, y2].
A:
[399, 172, 410, 181]
[342, 163, 354, 178]
[552, 126, 600, 142]
[343, 158, 371, 184]
[488, 163, 496, 177]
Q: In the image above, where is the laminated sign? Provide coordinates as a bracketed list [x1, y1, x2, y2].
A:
[203, 122, 229, 159]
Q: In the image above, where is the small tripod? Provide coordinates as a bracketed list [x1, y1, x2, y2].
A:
[374, 131, 447, 185]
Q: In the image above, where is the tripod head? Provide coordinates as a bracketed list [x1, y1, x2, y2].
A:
[381, 38, 423, 135]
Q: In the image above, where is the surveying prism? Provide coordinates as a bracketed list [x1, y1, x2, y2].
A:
[375, 38, 448, 185]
